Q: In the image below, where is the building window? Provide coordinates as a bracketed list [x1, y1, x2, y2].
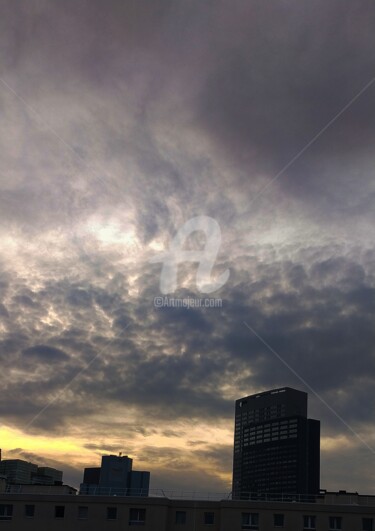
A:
[107, 507, 117, 520]
[242, 512, 259, 529]
[129, 508, 146, 525]
[274, 513, 284, 527]
[175, 510, 187, 524]
[204, 512, 215, 525]
[329, 516, 342, 530]
[303, 515, 316, 529]
[25, 505, 35, 518]
[0, 505, 13, 521]
[55, 506, 65, 519]
[78, 506, 88, 519]
[363, 519, 374, 531]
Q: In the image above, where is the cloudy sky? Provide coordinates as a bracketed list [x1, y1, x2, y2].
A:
[1, 0, 375, 493]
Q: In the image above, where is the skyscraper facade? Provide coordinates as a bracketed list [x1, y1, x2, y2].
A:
[232, 387, 320, 498]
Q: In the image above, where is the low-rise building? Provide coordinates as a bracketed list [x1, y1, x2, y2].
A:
[5, 484, 77, 495]
[0, 491, 375, 530]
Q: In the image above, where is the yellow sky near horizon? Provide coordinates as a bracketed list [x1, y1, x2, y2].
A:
[1, 420, 361, 491]
[0, 421, 234, 488]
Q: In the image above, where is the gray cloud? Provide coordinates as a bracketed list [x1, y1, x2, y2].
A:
[22, 345, 69, 362]
[0, 0, 374, 494]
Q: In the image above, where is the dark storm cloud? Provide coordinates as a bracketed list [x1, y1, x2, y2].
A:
[195, 1, 375, 214]
[12, 294, 39, 308]
[0, 303, 9, 318]
[1, 4, 374, 174]
[66, 288, 93, 308]
[22, 345, 69, 362]
[1, 245, 373, 442]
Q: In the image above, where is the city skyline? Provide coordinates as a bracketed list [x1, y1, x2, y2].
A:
[1, 1, 375, 494]
[0, 382, 364, 493]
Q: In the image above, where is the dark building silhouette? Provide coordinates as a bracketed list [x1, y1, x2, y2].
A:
[80, 454, 150, 496]
[0, 458, 63, 486]
[232, 387, 320, 498]
[83, 467, 100, 485]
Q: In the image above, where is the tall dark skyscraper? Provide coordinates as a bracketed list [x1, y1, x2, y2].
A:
[232, 387, 320, 497]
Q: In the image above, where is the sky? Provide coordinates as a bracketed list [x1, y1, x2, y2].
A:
[0, 0, 375, 493]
